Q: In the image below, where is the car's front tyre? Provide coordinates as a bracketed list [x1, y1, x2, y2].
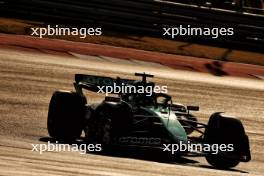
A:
[204, 112, 250, 169]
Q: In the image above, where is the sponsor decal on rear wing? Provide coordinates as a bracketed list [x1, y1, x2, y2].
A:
[75, 74, 135, 92]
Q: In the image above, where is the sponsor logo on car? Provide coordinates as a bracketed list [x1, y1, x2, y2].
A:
[118, 137, 161, 145]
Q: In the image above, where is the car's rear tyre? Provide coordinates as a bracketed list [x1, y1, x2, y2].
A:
[204, 112, 248, 169]
[47, 90, 85, 142]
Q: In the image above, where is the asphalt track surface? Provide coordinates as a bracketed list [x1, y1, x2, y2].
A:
[0, 38, 264, 176]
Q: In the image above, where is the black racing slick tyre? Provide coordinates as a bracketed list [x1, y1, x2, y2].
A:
[205, 153, 239, 169]
[47, 90, 86, 142]
[204, 112, 250, 169]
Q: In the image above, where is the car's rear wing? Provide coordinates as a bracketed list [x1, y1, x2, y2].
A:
[74, 74, 135, 93]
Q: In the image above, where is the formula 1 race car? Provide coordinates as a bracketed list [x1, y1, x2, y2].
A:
[47, 72, 251, 169]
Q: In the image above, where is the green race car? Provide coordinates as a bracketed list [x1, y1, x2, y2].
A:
[47, 72, 251, 169]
